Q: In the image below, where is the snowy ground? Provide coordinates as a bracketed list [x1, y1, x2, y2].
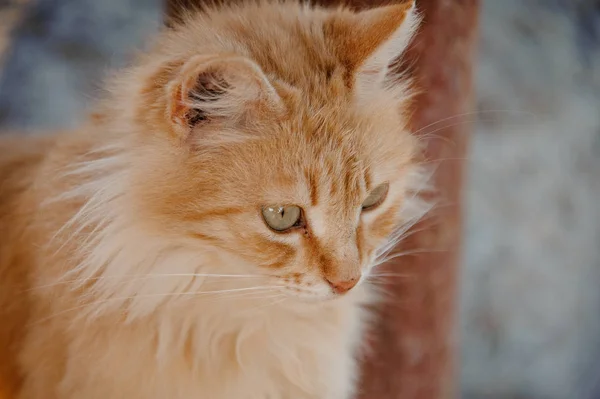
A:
[0, 0, 599, 398]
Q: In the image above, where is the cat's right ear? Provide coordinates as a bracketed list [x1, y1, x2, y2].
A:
[325, 1, 419, 92]
[166, 54, 284, 139]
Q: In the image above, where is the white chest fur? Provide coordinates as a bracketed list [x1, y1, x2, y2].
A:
[57, 290, 368, 399]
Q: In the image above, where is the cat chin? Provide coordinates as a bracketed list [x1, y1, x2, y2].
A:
[286, 293, 339, 303]
[277, 288, 335, 302]
[278, 285, 364, 304]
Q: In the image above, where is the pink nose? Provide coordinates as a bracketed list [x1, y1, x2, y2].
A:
[326, 277, 359, 295]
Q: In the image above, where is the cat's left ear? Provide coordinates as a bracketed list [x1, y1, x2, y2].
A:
[166, 54, 284, 139]
[327, 0, 420, 90]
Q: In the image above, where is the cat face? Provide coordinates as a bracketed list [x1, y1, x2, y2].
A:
[131, 112, 419, 301]
[103, 1, 423, 303]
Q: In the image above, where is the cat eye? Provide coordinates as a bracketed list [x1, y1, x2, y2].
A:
[261, 205, 303, 232]
[361, 183, 389, 211]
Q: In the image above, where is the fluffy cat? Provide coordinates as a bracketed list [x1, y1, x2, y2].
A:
[0, 1, 428, 398]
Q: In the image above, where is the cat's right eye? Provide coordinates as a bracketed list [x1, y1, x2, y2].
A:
[261, 205, 303, 232]
[361, 183, 389, 211]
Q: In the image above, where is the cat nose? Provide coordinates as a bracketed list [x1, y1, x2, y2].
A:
[326, 277, 359, 295]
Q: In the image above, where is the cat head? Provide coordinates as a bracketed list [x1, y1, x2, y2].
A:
[79, 1, 426, 308]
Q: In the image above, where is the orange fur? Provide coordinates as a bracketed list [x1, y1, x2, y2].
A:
[0, 1, 429, 398]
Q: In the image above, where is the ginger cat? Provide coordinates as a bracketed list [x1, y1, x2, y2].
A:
[0, 1, 427, 398]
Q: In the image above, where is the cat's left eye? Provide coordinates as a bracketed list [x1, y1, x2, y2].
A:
[361, 183, 389, 211]
[262, 205, 303, 232]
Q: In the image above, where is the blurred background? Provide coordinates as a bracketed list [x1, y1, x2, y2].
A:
[0, 0, 599, 398]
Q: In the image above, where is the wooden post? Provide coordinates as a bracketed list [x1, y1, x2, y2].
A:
[165, 1, 479, 398]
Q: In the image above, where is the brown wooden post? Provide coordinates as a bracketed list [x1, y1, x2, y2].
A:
[164, 1, 479, 398]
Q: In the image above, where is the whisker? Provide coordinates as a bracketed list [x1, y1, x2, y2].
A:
[375, 218, 427, 259]
[412, 109, 537, 137]
[29, 286, 280, 326]
[416, 157, 469, 166]
[181, 290, 284, 306]
[25, 273, 264, 292]
[368, 273, 415, 279]
[375, 248, 448, 266]
[418, 119, 538, 150]
[375, 197, 439, 256]
[366, 282, 396, 301]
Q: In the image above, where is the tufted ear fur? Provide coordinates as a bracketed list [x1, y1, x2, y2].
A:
[166, 54, 284, 139]
[326, 1, 419, 91]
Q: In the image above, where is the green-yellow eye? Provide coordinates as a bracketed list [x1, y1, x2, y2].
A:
[261, 205, 303, 232]
[361, 183, 389, 211]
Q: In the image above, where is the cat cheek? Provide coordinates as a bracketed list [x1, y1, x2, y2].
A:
[364, 217, 401, 244]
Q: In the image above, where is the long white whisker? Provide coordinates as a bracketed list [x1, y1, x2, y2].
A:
[30, 285, 280, 326]
[375, 248, 448, 265]
[412, 109, 536, 136]
[25, 273, 264, 292]
[181, 291, 284, 306]
[375, 215, 427, 260]
[368, 273, 415, 278]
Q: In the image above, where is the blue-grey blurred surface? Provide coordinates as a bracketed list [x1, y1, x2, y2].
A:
[0, 0, 162, 129]
[0, 0, 599, 398]
[463, 1, 600, 398]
